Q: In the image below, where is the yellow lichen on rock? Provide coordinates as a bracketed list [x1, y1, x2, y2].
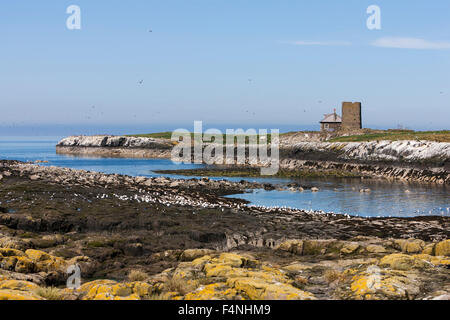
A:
[14, 256, 34, 273]
[379, 253, 428, 271]
[204, 259, 287, 284]
[217, 253, 245, 267]
[202, 253, 261, 279]
[77, 279, 156, 300]
[1, 256, 18, 270]
[340, 242, 360, 255]
[25, 249, 51, 262]
[204, 263, 237, 278]
[168, 252, 316, 300]
[216, 253, 257, 268]
[394, 239, 425, 254]
[277, 240, 303, 254]
[0, 279, 39, 292]
[0, 288, 43, 300]
[282, 263, 311, 273]
[0, 278, 43, 300]
[0, 247, 95, 279]
[412, 254, 450, 266]
[422, 243, 435, 255]
[78, 279, 117, 293]
[22, 249, 67, 273]
[349, 265, 421, 300]
[0, 239, 448, 301]
[350, 274, 372, 298]
[111, 283, 133, 297]
[191, 255, 212, 269]
[185, 283, 241, 300]
[180, 249, 215, 261]
[172, 269, 191, 280]
[435, 240, 450, 257]
[132, 281, 153, 297]
[227, 277, 315, 300]
[0, 248, 25, 257]
[114, 293, 140, 300]
[365, 245, 387, 254]
[77, 279, 117, 300]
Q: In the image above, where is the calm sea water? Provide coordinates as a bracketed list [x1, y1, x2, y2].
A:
[0, 137, 448, 218]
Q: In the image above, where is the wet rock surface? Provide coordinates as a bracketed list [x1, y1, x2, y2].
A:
[0, 160, 448, 300]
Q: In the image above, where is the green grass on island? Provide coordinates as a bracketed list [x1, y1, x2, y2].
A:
[328, 130, 450, 143]
[127, 132, 281, 144]
[127, 132, 174, 139]
[128, 130, 450, 143]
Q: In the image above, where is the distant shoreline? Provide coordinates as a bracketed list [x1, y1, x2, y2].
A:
[56, 134, 450, 184]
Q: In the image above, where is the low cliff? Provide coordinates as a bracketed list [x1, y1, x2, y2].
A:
[58, 136, 450, 165]
[56, 135, 173, 158]
[56, 135, 450, 183]
[281, 140, 450, 166]
[57, 135, 173, 149]
[279, 141, 450, 184]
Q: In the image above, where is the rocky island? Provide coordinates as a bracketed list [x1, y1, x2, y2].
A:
[57, 134, 450, 184]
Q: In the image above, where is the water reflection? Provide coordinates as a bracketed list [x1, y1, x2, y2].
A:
[226, 178, 449, 218]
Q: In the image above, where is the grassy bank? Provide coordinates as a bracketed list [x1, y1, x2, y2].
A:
[329, 130, 450, 143]
[127, 132, 281, 144]
[129, 130, 450, 143]
[127, 132, 174, 139]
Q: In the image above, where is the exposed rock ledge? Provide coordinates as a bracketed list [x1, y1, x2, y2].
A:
[56, 136, 450, 183]
[57, 135, 173, 149]
[56, 146, 172, 158]
[56, 135, 173, 158]
[58, 136, 450, 165]
[280, 140, 450, 166]
[279, 141, 450, 184]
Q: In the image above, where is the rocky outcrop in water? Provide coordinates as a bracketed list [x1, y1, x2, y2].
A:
[56, 135, 173, 158]
[281, 140, 450, 166]
[58, 136, 450, 165]
[57, 135, 173, 149]
[56, 136, 450, 183]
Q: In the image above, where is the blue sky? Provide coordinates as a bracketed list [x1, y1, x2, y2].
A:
[0, 0, 449, 134]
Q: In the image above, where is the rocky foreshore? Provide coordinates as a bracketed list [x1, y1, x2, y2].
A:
[279, 140, 450, 184]
[0, 160, 449, 300]
[56, 135, 450, 184]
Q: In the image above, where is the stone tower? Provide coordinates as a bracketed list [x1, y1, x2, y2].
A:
[341, 102, 362, 130]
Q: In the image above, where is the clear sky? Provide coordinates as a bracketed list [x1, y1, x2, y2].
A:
[0, 0, 449, 134]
